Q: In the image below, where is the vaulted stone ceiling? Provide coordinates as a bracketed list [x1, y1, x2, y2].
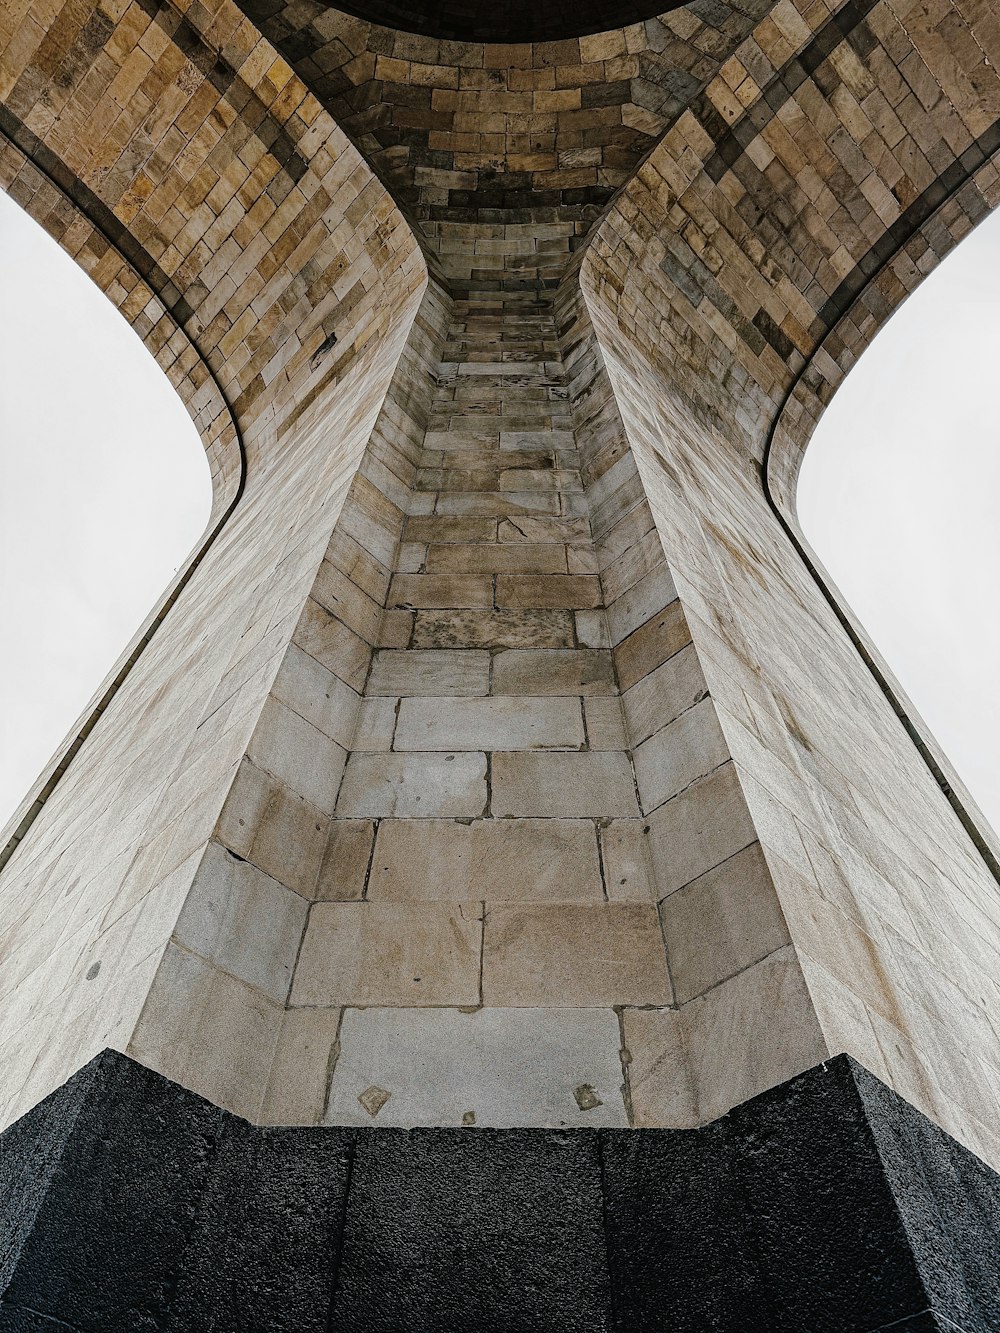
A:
[234, 0, 774, 287]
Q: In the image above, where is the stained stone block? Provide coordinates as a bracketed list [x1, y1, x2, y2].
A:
[336, 752, 488, 817]
[621, 642, 707, 746]
[173, 842, 308, 1002]
[290, 901, 483, 1007]
[607, 565, 678, 644]
[483, 904, 671, 1006]
[660, 842, 791, 1002]
[389, 573, 494, 608]
[601, 819, 656, 902]
[315, 820, 375, 901]
[495, 574, 602, 607]
[425, 542, 568, 573]
[491, 647, 616, 694]
[368, 817, 603, 901]
[325, 1007, 628, 1127]
[614, 601, 691, 692]
[336, 1128, 611, 1333]
[367, 648, 491, 696]
[394, 695, 584, 750]
[491, 751, 640, 817]
[632, 697, 731, 814]
[413, 608, 575, 649]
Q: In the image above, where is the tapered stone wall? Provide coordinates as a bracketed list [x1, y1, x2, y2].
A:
[3, 0, 1000, 1167]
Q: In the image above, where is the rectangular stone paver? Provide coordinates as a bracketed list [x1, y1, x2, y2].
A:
[368, 818, 602, 901]
[491, 751, 640, 817]
[291, 901, 483, 1007]
[325, 1007, 628, 1127]
[483, 904, 670, 1006]
[394, 696, 584, 751]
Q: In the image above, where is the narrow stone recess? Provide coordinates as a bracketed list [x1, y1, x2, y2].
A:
[276, 291, 666, 1129]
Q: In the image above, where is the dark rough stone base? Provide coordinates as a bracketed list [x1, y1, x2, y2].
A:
[2, 1051, 999, 1331]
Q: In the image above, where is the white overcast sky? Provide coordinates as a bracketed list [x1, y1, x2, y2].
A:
[0, 187, 998, 841]
[0, 188, 210, 828]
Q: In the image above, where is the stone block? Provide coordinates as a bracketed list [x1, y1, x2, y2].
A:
[394, 695, 584, 750]
[315, 820, 376, 901]
[352, 697, 397, 751]
[389, 573, 494, 608]
[607, 564, 678, 644]
[294, 599, 371, 693]
[584, 697, 628, 749]
[326, 1007, 628, 1127]
[632, 697, 731, 814]
[367, 648, 491, 695]
[425, 542, 567, 573]
[613, 601, 691, 692]
[491, 751, 640, 816]
[645, 762, 757, 897]
[174, 842, 308, 1003]
[621, 643, 707, 747]
[621, 1007, 696, 1127]
[271, 644, 361, 748]
[483, 904, 670, 1006]
[290, 901, 483, 1007]
[601, 819, 656, 902]
[496, 574, 602, 607]
[248, 697, 348, 815]
[413, 608, 575, 649]
[336, 752, 488, 817]
[491, 647, 615, 694]
[258, 1007, 344, 1125]
[678, 946, 828, 1123]
[660, 842, 791, 1002]
[368, 817, 602, 901]
[128, 944, 283, 1122]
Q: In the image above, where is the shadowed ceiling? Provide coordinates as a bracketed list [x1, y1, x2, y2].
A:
[234, 0, 775, 288]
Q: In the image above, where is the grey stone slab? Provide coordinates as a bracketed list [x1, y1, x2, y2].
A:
[326, 1007, 628, 1127]
[394, 696, 584, 750]
[492, 751, 640, 817]
[368, 818, 602, 901]
[367, 649, 491, 696]
[336, 752, 488, 817]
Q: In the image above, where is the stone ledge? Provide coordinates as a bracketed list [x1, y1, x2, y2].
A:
[1, 1051, 998, 1331]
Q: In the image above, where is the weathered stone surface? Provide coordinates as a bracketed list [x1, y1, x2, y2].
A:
[326, 1007, 628, 1127]
[483, 904, 670, 1006]
[291, 901, 483, 1007]
[369, 818, 602, 901]
[7, 0, 1000, 1164]
[367, 649, 491, 696]
[336, 753, 488, 818]
[492, 752, 640, 817]
[394, 695, 584, 751]
[491, 648, 616, 695]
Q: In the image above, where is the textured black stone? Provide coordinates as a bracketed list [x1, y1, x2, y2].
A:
[2, 1051, 1000, 1331]
[336, 1127, 610, 1332]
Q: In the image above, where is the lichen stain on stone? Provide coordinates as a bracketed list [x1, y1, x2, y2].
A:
[574, 1084, 602, 1111]
[359, 1085, 392, 1117]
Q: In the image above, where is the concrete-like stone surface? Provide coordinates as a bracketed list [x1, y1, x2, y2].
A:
[326, 1007, 628, 1127]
